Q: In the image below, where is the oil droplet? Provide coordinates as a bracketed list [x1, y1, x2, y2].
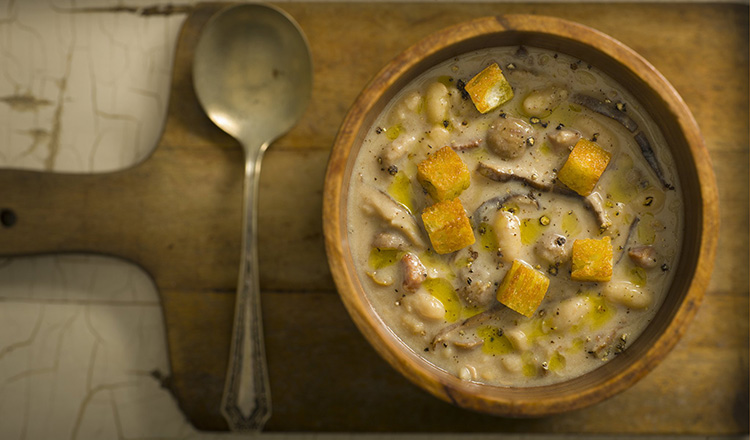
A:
[521, 351, 538, 377]
[478, 222, 499, 253]
[585, 295, 615, 330]
[520, 217, 545, 245]
[477, 325, 514, 355]
[562, 210, 581, 236]
[388, 171, 414, 214]
[423, 278, 461, 322]
[369, 248, 403, 270]
[629, 266, 647, 287]
[386, 124, 404, 140]
[419, 250, 454, 280]
[548, 351, 566, 372]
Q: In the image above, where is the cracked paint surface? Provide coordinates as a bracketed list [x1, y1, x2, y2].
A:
[0, 1, 256, 438]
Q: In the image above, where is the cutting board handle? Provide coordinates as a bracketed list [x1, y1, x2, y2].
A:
[0, 169, 131, 257]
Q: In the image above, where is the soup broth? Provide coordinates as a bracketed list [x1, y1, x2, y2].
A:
[346, 46, 682, 386]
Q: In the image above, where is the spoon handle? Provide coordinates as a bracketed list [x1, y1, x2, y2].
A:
[221, 144, 271, 431]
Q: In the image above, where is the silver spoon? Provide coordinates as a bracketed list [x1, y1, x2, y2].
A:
[192, 3, 312, 431]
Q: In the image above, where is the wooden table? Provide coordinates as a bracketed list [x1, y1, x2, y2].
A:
[0, 2, 747, 434]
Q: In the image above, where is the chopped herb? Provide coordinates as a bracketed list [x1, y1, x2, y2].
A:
[644, 196, 654, 206]
[387, 165, 398, 176]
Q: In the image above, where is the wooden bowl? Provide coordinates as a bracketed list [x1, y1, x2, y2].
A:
[323, 15, 718, 416]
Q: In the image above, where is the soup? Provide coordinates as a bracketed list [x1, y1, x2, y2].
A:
[346, 46, 681, 386]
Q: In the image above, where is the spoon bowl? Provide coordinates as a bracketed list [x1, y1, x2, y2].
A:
[193, 3, 312, 431]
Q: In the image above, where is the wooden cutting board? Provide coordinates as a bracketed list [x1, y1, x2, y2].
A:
[0, 2, 747, 434]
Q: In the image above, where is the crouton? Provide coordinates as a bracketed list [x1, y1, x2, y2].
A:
[496, 259, 550, 317]
[421, 198, 475, 254]
[417, 146, 471, 202]
[557, 138, 611, 196]
[464, 63, 514, 114]
[571, 236, 613, 282]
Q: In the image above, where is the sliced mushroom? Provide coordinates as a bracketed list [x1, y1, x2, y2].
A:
[401, 253, 427, 292]
[361, 185, 426, 249]
[431, 304, 503, 348]
[486, 116, 534, 159]
[477, 162, 611, 231]
[454, 248, 496, 308]
[628, 245, 659, 269]
[635, 131, 674, 190]
[571, 93, 639, 133]
[472, 192, 538, 226]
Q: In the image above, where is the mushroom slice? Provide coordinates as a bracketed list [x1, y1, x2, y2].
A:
[635, 131, 674, 190]
[477, 162, 611, 230]
[361, 185, 426, 249]
[628, 245, 659, 269]
[472, 192, 539, 226]
[431, 303, 502, 349]
[571, 93, 639, 133]
[401, 253, 427, 292]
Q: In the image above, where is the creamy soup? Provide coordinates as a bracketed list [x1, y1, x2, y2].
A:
[347, 46, 682, 386]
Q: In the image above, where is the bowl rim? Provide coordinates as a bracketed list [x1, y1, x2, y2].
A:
[323, 14, 719, 416]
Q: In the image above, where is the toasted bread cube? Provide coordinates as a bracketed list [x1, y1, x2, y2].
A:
[557, 138, 612, 196]
[417, 146, 471, 202]
[464, 63, 514, 114]
[496, 259, 550, 317]
[571, 236, 613, 282]
[421, 198, 475, 254]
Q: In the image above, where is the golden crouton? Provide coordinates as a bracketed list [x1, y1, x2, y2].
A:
[464, 63, 514, 114]
[496, 259, 550, 317]
[557, 138, 612, 196]
[421, 198, 475, 254]
[417, 146, 471, 202]
[571, 236, 613, 282]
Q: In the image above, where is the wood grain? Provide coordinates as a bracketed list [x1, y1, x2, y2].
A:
[0, 2, 746, 434]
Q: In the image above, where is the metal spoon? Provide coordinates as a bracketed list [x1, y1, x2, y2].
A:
[192, 3, 312, 431]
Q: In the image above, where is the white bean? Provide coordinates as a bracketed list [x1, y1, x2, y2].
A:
[389, 91, 422, 125]
[458, 364, 478, 381]
[493, 210, 522, 263]
[603, 281, 653, 309]
[400, 313, 425, 335]
[501, 354, 523, 374]
[383, 134, 417, 164]
[522, 85, 569, 117]
[425, 82, 449, 125]
[552, 296, 593, 331]
[504, 328, 529, 351]
[429, 125, 450, 146]
[410, 291, 445, 321]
